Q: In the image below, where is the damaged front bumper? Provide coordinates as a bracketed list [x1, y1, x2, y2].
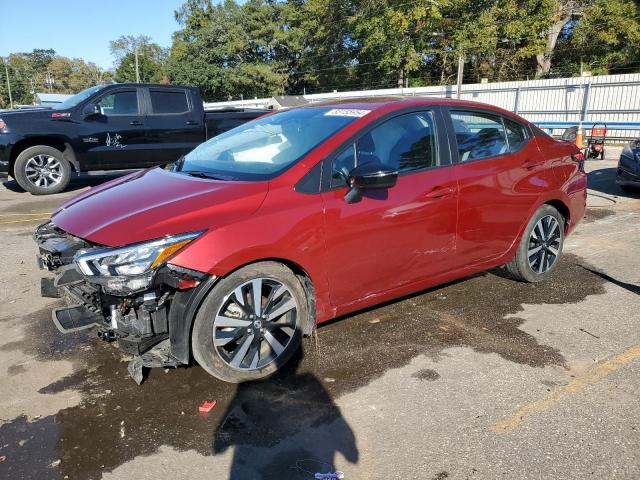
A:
[34, 221, 214, 383]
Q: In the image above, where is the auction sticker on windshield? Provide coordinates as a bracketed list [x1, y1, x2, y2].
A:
[324, 108, 371, 117]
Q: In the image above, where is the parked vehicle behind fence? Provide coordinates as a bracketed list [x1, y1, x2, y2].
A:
[35, 97, 587, 383]
[0, 83, 267, 194]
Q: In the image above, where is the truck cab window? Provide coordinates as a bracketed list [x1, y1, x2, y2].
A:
[97, 91, 139, 116]
[150, 90, 189, 114]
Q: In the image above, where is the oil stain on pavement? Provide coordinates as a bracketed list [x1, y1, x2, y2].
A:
[582, 207, 615, 223]
[0, 254, 607, 479]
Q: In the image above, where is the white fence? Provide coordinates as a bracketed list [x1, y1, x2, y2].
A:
[204, 73, 640, 139]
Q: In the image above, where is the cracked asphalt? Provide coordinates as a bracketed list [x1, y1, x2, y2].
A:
[0, 153, 639, 480]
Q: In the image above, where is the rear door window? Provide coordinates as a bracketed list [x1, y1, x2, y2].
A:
[504, 117, 528, 152]
[149, 90, 190, 114]
[451, 111, 508, 162]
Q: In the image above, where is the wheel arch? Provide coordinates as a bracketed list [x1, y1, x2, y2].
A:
[501, 196, 572, 266]
[168, 257, 317, 365]
[10, 136, 78, 177]
[545, 199, 571, 232]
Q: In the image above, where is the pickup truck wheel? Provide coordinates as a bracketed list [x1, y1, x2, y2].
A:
[192, 262, 307, 383]
[504, 205, 564, 283]
[14, 146, 71, 195]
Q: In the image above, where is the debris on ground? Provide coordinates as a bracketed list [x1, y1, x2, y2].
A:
[579, 327, 600, 339]
[198, 400, 217, 413]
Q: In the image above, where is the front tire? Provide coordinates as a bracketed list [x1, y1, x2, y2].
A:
[14, 145, 71, 195]
[505, 205, 564, 283]
[192, 262, 308, 383]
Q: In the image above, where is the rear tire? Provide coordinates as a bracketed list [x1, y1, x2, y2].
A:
[14, 145, 71, 195]
[192, 261, 308, 383]
[504, 205, 564, 283]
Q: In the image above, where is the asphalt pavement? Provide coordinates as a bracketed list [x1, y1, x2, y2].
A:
[0, 153, 638, 479]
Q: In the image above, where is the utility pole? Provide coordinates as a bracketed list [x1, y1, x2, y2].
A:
[134, 48, 140, 83]
[456, 52, 464, 99]
[3, 57, 13, 109]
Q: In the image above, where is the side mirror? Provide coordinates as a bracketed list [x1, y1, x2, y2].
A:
[344, 162, 398, 204]
[83, 103, 100, 118]
[561, 126, 578, 142]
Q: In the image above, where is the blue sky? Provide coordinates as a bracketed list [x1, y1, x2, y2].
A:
[0, 0, 186, 69]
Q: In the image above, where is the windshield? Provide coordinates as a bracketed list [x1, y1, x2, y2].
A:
[178, 107, 369, 181]
[55, 85, 106, 110]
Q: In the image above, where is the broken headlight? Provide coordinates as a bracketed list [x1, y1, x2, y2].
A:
[74, 232, 202, 295]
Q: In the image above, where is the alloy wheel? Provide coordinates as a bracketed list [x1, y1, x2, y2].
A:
[213, 278, 299, 371]
[527, 215, 561, 274]
[24, 154, 63, 188]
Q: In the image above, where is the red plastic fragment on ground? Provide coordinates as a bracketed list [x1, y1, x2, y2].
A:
[198, 400, 217, 413]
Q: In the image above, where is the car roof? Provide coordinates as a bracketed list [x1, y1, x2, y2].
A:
[305, 96, 523, 120]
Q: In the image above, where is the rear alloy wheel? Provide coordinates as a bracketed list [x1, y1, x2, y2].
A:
[192, 262, 308, 382]
[527, 215, 561, 274]
[505, 205, 564, 282]
[14, 145, 71, 195]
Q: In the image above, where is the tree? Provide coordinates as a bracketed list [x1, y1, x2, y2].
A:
[532, 1, 582, 77]
[561, 0, 640, 75]
[167, 0, 287, 100]
[110, 35, 168, 83]
[162, 0, 640, 100]
[0, 50, 111, 108]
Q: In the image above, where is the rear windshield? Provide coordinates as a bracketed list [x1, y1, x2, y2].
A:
[177, 107, 369, 181]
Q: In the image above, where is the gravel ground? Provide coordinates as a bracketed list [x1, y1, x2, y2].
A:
[0, 153, 638, 480]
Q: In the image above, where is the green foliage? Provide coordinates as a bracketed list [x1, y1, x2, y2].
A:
[2, 0, 639, 108]
[110, 35, 168, 83]
[165, 0, 639, 96]
[557, 0, 640, 75]
[0, 50, 112, 109]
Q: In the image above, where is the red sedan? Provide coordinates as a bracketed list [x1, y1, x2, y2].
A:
[35, 97, 587, 383]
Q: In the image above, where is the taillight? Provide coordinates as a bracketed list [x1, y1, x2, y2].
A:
[572, 152, 585, 172]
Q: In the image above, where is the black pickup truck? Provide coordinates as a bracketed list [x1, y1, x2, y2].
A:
[0, 83, 267, 194]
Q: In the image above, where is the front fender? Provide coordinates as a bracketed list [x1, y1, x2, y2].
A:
[168, 188, 333, 322]
[168, 275, 219, 364]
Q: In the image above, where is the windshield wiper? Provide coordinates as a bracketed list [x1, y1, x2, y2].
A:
[181, 170, 234, 181]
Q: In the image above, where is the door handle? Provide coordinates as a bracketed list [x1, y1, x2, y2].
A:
[424, 186, 456, 199]
[130, 120, 143, 126]
[186, 120, 198, 125]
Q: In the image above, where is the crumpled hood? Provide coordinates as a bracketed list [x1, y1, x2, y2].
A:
[52, 168, 269, 246]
